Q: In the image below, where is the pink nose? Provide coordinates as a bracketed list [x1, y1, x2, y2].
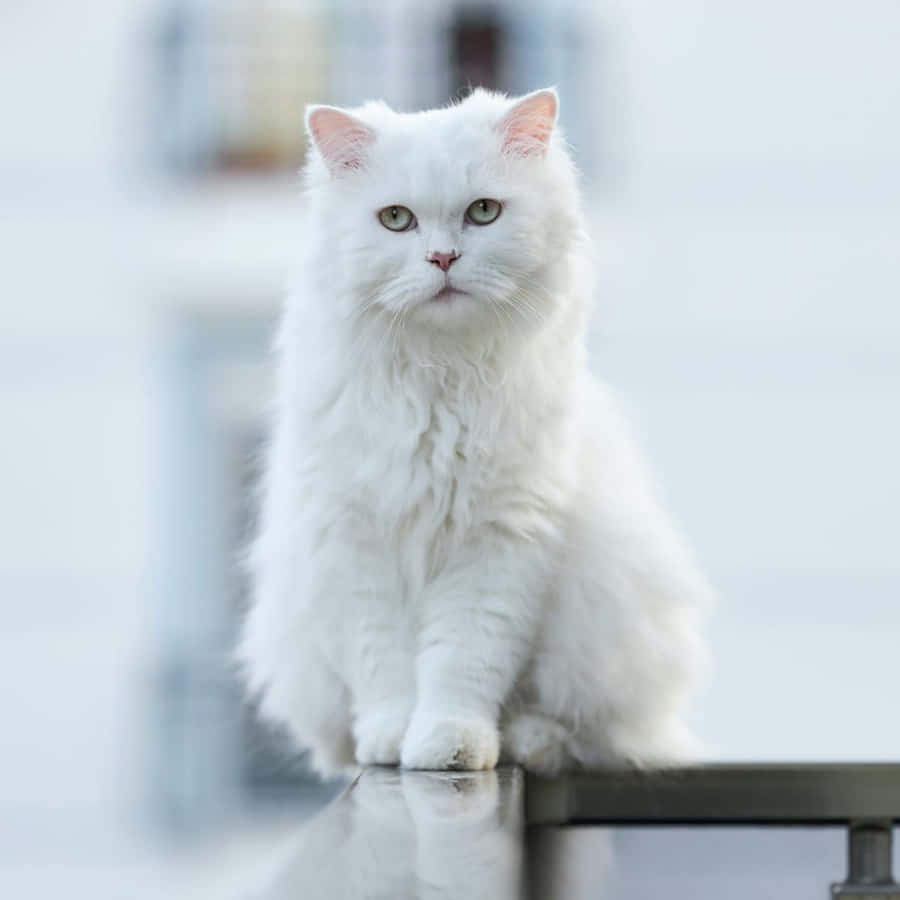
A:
[428, 250, 459, 272]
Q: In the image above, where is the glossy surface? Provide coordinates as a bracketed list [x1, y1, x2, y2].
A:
[243, 765, 900, 899]
[252, 767, 525, 899]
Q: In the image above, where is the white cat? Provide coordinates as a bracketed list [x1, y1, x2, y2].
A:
[239, 88, 711, 777]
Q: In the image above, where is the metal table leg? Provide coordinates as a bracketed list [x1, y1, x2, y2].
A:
[832, 821, 900, 898]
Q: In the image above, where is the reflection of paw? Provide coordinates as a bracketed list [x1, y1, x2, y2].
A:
[402, 770, 500, 823]
[351, 769, 410, 820]
[401, 715, 499, 771]
[502, 713, 569, 774]
[354, 708, 410, 766]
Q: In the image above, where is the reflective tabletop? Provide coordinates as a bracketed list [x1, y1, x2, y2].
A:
[252, 767, 524, 899]
[243, 765, 900, 899]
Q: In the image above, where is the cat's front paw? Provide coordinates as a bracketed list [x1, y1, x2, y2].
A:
[354, 707, 410, 766]
[400, 714, 499, 771]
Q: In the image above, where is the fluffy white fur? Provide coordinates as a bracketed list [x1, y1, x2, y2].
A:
[239, 88, 711, 776]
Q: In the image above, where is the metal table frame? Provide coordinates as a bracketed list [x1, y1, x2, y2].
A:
[526, 764, 900, 897]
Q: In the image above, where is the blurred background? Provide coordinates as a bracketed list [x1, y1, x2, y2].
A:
[1, 0, 898, 896]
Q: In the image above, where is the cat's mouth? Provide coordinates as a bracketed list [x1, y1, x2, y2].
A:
[433, 285, 467, 302]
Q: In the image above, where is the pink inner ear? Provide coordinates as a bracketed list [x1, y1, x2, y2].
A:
[307, 107, 375, 174]
[498, 90, 558, 158]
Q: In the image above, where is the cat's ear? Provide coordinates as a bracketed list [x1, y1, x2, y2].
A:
[496, 88, 558, 159]
[306, 105, 375, 175]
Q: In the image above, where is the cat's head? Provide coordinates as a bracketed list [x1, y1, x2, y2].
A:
[302, 88, 583, 342]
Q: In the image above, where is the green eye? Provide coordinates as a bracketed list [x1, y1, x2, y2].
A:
[378, 205, 416, 231]
[465, 198, 502, 225]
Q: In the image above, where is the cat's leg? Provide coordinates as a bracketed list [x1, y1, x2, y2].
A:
[338, 561, 416, 767]
[243, 620, 356, 778]
[259, 606, 412, 770]
[291, 660, 355, 778]
[255, 523, 415, 769]
[243, 424, 361, 777]
[243, 541, 410, 771]
[262, 604, 413, 771]
[401, 534, 548, 771]
[350, 623, 415, 768]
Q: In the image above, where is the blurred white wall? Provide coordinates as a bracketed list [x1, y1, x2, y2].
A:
[0, 0, 149, 886]
[594, 0, 900, 758]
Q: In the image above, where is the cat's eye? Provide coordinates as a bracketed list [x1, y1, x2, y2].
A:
[378, 205, 416, 232]
[465, 198, 502, 226]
